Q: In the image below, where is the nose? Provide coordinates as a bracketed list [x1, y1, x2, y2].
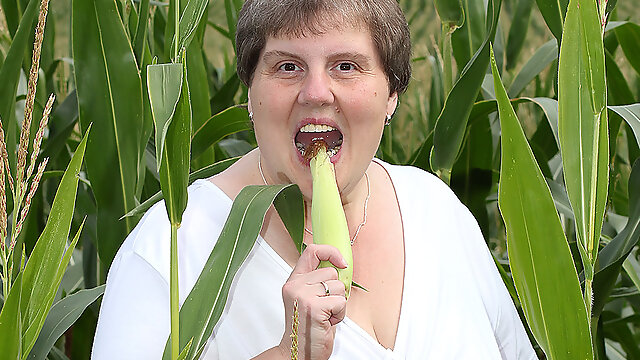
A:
[297, 70, 334, 106]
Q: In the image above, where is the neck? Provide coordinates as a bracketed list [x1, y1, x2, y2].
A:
[256, 148, 372, 239]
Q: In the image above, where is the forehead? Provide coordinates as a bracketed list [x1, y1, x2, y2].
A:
[261, 25, 377, 61]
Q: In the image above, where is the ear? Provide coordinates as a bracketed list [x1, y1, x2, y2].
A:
[386, 92, 398, 117]
[247, 88, 253, 114]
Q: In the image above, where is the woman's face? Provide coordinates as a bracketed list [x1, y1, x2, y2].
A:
[249, 25, 398, 200]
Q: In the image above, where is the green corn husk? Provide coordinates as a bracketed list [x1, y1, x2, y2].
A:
[306, 141, 353, 298]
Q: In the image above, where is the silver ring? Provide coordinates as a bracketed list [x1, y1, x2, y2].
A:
[320, 281, 330, 296]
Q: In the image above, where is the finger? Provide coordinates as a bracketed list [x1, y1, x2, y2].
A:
[301, 267, 339, 284]
[320, 296, 347, 326]
[291, 244, 347, 275]
[315, 279, 345, 298]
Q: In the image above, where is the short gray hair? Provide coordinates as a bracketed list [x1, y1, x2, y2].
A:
[236, 0, 412, 95]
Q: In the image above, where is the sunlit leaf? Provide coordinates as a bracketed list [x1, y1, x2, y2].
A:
[491, 46, 592, 359]
[558, 0, 608, 276]
[170, 0, 209, 57]
[148, 63, 183, 169]
[158, 59, 191, 226]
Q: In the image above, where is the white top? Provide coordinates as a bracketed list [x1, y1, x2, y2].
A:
[92, 161, 537, 359]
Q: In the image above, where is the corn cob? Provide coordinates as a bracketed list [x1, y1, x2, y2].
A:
[305, 141, 353, 298]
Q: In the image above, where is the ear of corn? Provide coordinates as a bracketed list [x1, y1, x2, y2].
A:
[307, 141, 353, 298]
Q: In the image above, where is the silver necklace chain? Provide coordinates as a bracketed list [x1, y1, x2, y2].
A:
[258, 153, 370, 245]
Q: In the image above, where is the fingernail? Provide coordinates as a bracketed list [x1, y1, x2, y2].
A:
[340, 257, 348, 268]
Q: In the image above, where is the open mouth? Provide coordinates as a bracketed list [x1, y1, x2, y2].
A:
[295, 123, 343, 158]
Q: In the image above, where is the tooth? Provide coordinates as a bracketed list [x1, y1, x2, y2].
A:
[300, 124, 338, 133]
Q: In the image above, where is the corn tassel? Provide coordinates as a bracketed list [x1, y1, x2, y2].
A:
[307, 141, 353, 298]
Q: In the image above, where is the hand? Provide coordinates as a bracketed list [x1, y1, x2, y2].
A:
[278, 244, 348, 360]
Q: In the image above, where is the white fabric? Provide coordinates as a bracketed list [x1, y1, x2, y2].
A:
[92, 161, 537, 359]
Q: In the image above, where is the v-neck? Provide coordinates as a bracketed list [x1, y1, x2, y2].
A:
[201, 158, 408, 355]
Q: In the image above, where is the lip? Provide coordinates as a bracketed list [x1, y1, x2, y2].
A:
[293, 117, 343, 165]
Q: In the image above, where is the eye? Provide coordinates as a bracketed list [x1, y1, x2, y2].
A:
[279, 62, 301, 72]
[336, 62, 356, 71]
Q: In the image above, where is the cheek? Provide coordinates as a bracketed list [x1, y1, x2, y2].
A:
[347, 87, 388, 123]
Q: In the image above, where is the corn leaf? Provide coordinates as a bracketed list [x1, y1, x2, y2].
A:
[508, 39, 558, 97]
[0, 0, 21, 36]
[427, 54, 444, 132]
[430, 0, 501, 183]
[28, 285, 106, 360]
[0, 271, 23, 358]
[40, 90, 78, 162]
[602, 311, 640, 359]
[224, 0, 243, 48]
[505, 0, 534, 70]
[169, 0, 209, 57]
[451, 0, 486, 68]
[491, 46, 592, 359]
[593, 159, 640, 318]
[609, 105, 640, 150]
[72, 0, 145, 266]
[558, 0, 608, 276]
[434, 0, 464, 28]
[615, 22, 640, 77]
[191, 105, 251, 159]
[605, 51, 634, 106]
[185, 15, 213, 170]
[535, 0, 569, 42]
[210, 73, 241, 115]
[148, 63, 183, 170]
[133, 0, 150, 63]
[161, 184, 304, 360]
[156, 59, 191, 226]
[0, 127, 90, 359]
[468, 97, 559, 149]
[604, 51, 633, 165]
[186, 18, 211, 134]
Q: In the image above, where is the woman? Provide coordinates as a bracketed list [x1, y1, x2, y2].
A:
[92, 0, 536, 359]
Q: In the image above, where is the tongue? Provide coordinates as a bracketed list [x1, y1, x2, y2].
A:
[295, 129, 343, 150]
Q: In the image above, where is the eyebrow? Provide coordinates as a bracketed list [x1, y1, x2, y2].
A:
[328, 52, 373, 68]
[262, 50, 373, 68]
[262, 50, 303, 63]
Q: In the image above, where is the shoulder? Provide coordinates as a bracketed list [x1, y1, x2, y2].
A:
[374, 159, 465, 214]
[114, 179, 233, 281]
